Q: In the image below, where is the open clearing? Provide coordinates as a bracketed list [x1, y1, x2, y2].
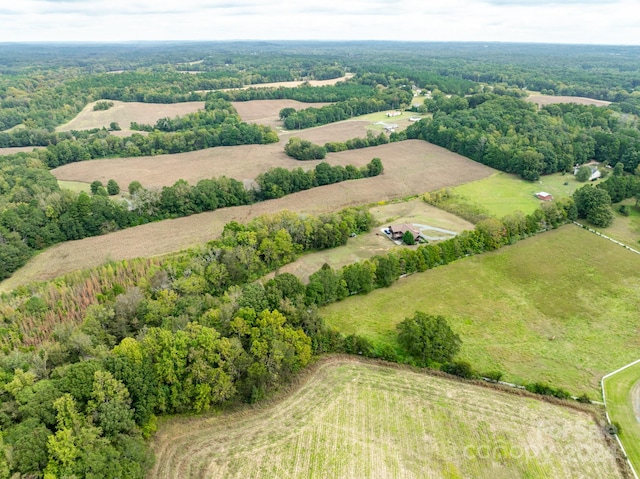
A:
[149, 358, 623, 479]
[590, 198, 640, 248]
[51, 121, 375, 188]
[231, 99, 330, 128]
[5, 140, 493, 289]
[55, 100, 206, 133]
[321, 225, 640, 397]
[526, 94, 612, 108]
[56, 180, 91, 194]
[451, 171, 598, 218]
[207, 73, 354, 92]
[0, 146, 41, 156]
[603, 360, 640, 475]
[270, 199, 474, 282]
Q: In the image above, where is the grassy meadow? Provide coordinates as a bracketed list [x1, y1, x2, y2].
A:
[590, 198, 640, 247]
[57, 180, 92, 194]
[150, 359, 623, 479]
[450, 171, 599, 218]
[603, 361, 640, 475]
[321, 225, 640, 397]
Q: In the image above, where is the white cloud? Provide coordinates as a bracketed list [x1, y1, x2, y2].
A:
[0, 0, 638, 44]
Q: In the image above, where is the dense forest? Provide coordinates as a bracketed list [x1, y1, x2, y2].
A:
[1, 41, 640, 478]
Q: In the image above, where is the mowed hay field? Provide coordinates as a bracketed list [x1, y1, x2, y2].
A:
[50, 121, 373, 188]
[55, 100, 206, 133]
[321, 225, 640, 397]
[6, 140, 493, 290]
[149, 358, 624, 479]
[526, 94, 611, 108]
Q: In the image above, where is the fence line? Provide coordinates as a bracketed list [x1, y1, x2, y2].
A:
[573, 221, 640, 255]
[601, 359, 640, 479]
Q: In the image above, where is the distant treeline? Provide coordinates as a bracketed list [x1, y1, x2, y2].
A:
[256, 157, 383, 199]
[280, 89, 413, 130]
[0, 100, 278, 167]
[407, 93, 640, 181]
[283, 131, 394, 161]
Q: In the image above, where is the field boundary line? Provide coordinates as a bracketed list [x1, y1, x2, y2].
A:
[601, 358, 640, 479]
[573, 221, 640, 255]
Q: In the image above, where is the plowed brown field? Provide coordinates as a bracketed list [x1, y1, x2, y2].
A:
[3, 140, 494, 289]
[51, 121, 372, 188]
[55, 100, 206, 132]
[527, 94, 611, 107]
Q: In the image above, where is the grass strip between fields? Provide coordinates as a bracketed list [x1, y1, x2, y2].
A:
[603, 360, 640, 477]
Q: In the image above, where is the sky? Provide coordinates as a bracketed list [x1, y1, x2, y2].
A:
[0, 0, 639, 45]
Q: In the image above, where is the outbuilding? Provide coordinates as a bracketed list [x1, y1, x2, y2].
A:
[535, 192, 553, 201]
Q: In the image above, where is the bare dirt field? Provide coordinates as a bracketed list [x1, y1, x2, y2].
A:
[149, 358, 624, 479]
[50, 121, 373, 188]
[0, 146, 41, 156]
[232, 99, 330, 128]
[55, 100, 206, 132]
[526, 94, 612, 108]
[209, 74, 354, 92]
[6, 140, 494, 289]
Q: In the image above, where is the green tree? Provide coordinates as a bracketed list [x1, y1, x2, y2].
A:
[614, 162, 625, 176]
[87, 370, 136, 437]
[90, 180, 103, 195]
[106, 179, 120, 195]
[576, 165, 592, 182]
[573, 185, 613, 227]
[397, 311, 461, 365]
[128, 180, 143, 195]
[402, 230, 415, 245]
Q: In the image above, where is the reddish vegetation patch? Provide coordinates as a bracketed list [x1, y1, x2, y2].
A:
[8, 140, 495, 287]
[527, 94, 611, 108]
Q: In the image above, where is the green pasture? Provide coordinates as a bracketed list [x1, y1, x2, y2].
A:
[58, 180, 92, 194]
[451, 171, 598, 218]
[321, 225, 640, 397]
[603, 360, 640, 475]
[591, 198, 640, 247]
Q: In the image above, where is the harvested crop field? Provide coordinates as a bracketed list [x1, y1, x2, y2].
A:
[210, 74, 354, 92]
[6, 140, 493, 288]
[55, 100, 206, 132]
[526, 94, 611, 107]
[0, 146, 41, 155]
[149, 358, 624, 479]
[51, 121, 373, 188]
[232, 99, 330, 128]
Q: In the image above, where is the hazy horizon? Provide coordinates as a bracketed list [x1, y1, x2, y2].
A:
[2, 0, 639, 46]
